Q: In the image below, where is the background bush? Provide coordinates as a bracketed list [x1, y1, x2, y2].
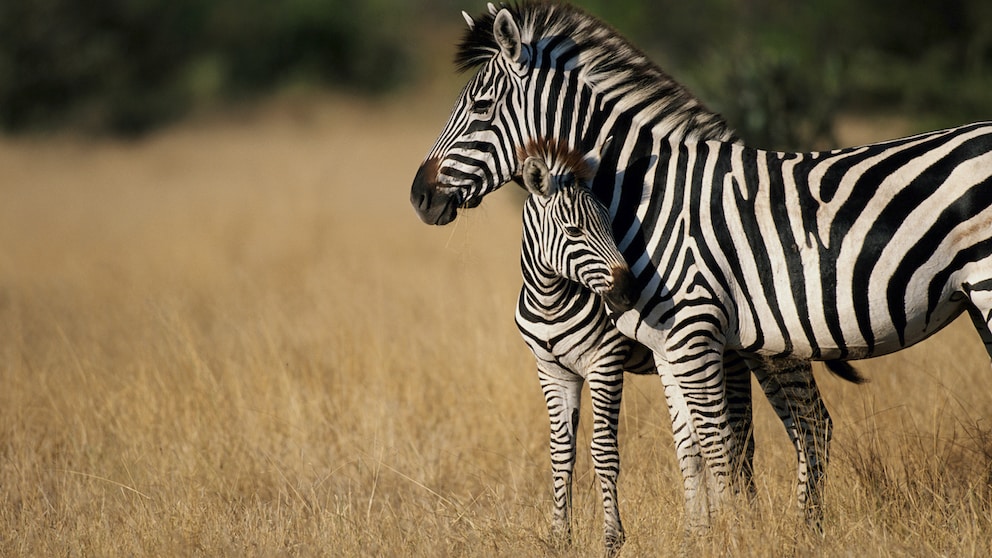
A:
[0, 0, 990, 143]
[587, 0, 992, 149]
[0, 0, 412, 135]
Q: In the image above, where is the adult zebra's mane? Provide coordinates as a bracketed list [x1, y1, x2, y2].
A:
[455, 1, 737, 143]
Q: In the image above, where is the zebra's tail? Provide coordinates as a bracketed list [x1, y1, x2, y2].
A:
[824, 361, 868, 384]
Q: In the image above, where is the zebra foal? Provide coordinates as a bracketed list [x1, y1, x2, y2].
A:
[514, 138, 649, 556]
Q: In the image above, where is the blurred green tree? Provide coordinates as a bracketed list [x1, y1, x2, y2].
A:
[0, 0, 412, 135]
[0, 0, 989, 140]
[0, 0, 206, 134]
[572, 0, 992, 149]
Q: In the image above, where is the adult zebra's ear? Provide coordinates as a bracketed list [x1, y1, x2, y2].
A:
[494, 8, 526, 67]
[521, 157, 553, 197]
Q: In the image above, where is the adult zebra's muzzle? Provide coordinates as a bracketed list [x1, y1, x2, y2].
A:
[411, 158, 459, 226]
[604, 266, 637, 313]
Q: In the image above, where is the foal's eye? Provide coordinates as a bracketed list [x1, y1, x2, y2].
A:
[564, 226, 583, 238]
[471, 99, 494, 114]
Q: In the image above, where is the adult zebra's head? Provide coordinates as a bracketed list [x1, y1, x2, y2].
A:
[411, 2, 734, 226]
[411, 4, 536, 225]
[519, 138, 635, 313]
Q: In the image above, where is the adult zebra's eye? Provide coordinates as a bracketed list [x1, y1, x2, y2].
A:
[564, 226, 583, 238]
[471, 99, 494, 114]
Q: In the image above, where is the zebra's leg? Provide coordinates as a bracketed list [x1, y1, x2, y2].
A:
[723, 352, 756, 500]
[656, 361, 707, 528]
[963, 280, 992, 364]
[538, 362, 584, 548]
[588, 367, 625, 557]
[656, 344, 735, 530]
[751, 360, 831, 529]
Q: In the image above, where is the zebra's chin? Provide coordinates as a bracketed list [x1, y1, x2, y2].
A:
[422, 197, 459, 226]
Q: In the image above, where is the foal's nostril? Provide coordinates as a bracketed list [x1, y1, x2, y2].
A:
[605, 266, 636, 312]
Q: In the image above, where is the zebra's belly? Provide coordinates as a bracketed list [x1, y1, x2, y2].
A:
[863, 299, 967, 357]
[741, 296, 968, 360]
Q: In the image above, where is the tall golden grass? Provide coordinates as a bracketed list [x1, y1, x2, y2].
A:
[2, 96, 991, 556]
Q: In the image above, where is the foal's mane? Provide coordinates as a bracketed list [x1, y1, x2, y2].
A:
[518, 137, 592, 184]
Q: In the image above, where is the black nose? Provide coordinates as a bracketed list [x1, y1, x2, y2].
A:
[604, 266, 636, 312]
[411, 165, 433, 213]
[411, 160, 458, 225]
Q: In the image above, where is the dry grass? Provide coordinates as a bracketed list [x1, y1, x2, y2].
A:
[2, 94, 991, 556]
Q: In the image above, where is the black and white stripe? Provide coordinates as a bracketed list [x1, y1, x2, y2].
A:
[513, 139, 647, 556]
[410, 1, 929, 535]
[602, 120, 992, 527]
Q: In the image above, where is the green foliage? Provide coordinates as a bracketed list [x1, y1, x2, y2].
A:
[205, 0, 410, 95]
[2, 0, 991, 139]
[0, 0, 204, 134]
[693, 48, 844, 150]
[0, 0, 412, 135]
[573, 0, 992, 150]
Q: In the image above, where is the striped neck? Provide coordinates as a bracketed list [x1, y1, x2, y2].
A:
[519, 196, 593, 314]
[519, 238, 591, 316]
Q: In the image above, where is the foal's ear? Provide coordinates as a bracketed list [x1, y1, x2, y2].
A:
[599, 136, 614, 159]
[521, 157, 553, 197]
[494, 8, 526, 66]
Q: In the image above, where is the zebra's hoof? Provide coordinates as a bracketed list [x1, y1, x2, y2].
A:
[604, 531, 625, 558]
[804, 508, 825, 536]
[548, 525, 572, 551]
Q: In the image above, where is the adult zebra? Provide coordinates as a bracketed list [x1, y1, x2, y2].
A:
[411, 2, 862, 528]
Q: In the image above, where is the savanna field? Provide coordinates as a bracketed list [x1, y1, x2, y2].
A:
[2, 93, 992, 556]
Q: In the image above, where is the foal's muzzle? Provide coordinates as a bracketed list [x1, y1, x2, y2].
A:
[604, 266, 636, 313]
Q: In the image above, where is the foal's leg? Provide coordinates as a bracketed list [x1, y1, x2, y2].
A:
[588, 365, 625, 557]
[538, 362, 584, 547]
